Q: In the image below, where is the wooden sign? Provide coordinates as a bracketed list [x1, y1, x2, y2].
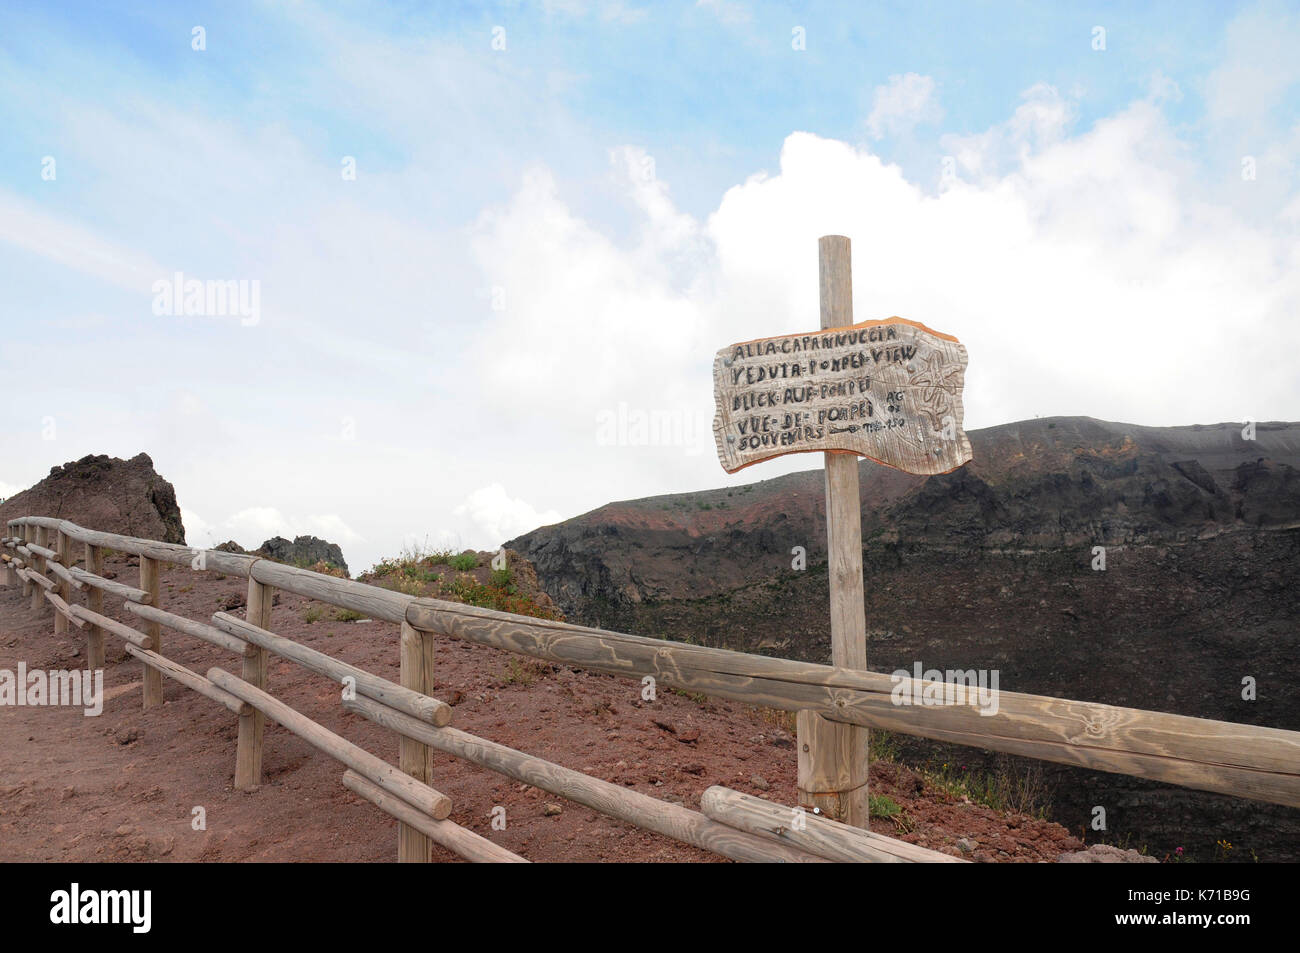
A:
[712, 316, 972, 476]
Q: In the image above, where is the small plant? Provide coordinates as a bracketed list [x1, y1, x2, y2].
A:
[333, 608, 364, 623]
[753, 706, 796, 732]
[392, 575, 426, 596]
[442, 573, 561, 619]
[301, 606, 324, 624]
[449, 552, 479, 571]
[921, 757, 1051, 818]
[869, 794, 915, 833]
[869, 729, 901, 763]
[670, 687, 709, 705]
[502, 656, 549, 686]
[490, 567, 513, 588]
[869, 793, 902, 818]
[401, 564, 440, 583]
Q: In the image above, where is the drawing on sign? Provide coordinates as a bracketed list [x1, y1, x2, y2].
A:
[712, 316, 972, 476]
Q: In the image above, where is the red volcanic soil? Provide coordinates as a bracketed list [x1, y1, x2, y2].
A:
[0, 556, 1082, 862]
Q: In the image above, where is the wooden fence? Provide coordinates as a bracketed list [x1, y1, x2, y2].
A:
[3, 514, 1298, 862]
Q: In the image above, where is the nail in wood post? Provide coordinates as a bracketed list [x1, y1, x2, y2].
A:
[52, 530, 70, 636]
[84, 542, 105, 671]
[796, 235, 871, 829]
[398, 620, 436, 862]
[30, 526, 46, 612]
[140, 556, 163, 708]
[235, 576, 274, 790]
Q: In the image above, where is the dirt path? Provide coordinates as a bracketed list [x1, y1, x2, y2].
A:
[0, 556, 1081, 862]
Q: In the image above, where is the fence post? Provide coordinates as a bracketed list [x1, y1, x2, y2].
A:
[398, 620, 435, 862]
[235, 575, 273, 790]
[140, 556, 163, 708]
[30, 526, 46, 612]
[84, 542, 105, 671]
[796, 235, 871, 829]
[19, 526, 33, 598]
[52, 530, 70, 636]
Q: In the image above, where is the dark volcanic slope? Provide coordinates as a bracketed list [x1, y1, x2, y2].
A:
[510, 417, 1300, 613]
[508, 417, 1300, 861]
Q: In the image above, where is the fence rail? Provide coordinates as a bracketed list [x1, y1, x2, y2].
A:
[3, 514, 1298, 863]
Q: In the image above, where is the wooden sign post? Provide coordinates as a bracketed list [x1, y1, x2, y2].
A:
[711, 235, 972, 829]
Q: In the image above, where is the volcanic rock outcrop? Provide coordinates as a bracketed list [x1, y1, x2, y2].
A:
[0, 453, 185, 544]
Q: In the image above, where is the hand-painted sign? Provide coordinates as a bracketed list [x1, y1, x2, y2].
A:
[712, 316, 972, 475]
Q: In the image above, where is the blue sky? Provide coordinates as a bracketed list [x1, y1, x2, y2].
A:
[2, 1, 1298, 572]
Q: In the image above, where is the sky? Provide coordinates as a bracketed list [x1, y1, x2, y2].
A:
[1, 1, 1298, 574]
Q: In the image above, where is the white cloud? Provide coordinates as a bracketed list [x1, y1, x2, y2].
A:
[181, 507, 362, 551]
[467, 164, 710, 446]
[469, 95, 1300, 478]
[1205, 4, 1300, 129]
[0, 191, 166, 294]
[180, 507, 214, 547]
[302, 513, 363, 545]
[866, 73, 944, 140]
[455, 484, 563, 544]
[940, 82, 1073, 181]
[221, 507, 292, 546]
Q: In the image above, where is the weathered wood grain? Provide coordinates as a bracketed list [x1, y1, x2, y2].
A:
[249, 559, 411, 624]
[212, 611, 451, 727]
[84, 543, 105, 671]
[43, 589, 85, 629]
[139, 556, 163, 709]
[234, 578, 273, 791]
[45, 559, 84, 591]
[701, 786, 964, 863]
[398, 620, 436, 862]
[69, 605, 153, 649]
[20, 567, 55, 591]
[799, 234, 871, 829]
[28, 542, 60, 563]
[712, 314, 973, 476]
[341, 770, 526, 864]
[123, 644, 251, 716]
[30, 526, 46, 611]
[53, 532, 72, 636]
[125, 602, 254, 657]
[343, 693, 827, 863]
[208, 667, 453, 819]
[10, 517, 259, 577]
[68, 566, 151, 604]
[404, 598, 1300, 806]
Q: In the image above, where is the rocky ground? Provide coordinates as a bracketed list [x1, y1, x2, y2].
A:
[0, 553, 1088, 863]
